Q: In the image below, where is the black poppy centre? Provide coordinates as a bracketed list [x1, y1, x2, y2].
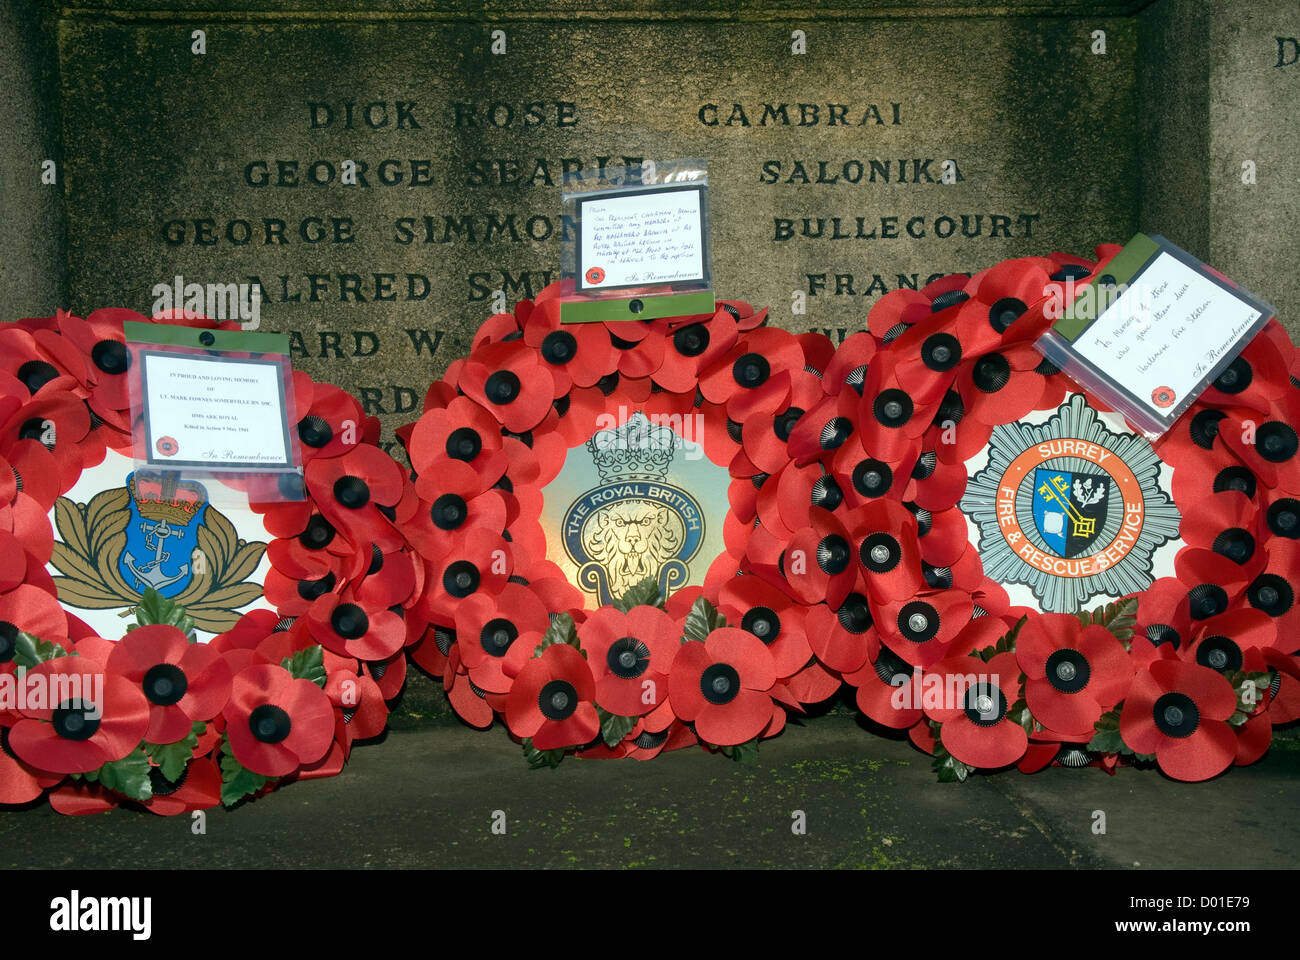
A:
[1153, 692, 1199, 739]
[742, 607, 781, 644]
[607, 636, 651, 678]
[1045, 648, 1090, 694]
[446, 427, 483, 461]
[53, 699, 101, 741]
[249, 704, 293, 744]
[143, 663, 188, 706]
[701, 662, 741, 705]
[852, 459, 893, 497]
[539, 679, 579, 720]
[481, 618, 518, 657]
[963, 681, 1008, 727]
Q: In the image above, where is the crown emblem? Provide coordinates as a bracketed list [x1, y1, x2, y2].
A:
[587, 412, 677, 483]
[129, 470, 208, 526]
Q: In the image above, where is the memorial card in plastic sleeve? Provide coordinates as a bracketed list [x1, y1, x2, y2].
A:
[1035, 234, 1275, 438]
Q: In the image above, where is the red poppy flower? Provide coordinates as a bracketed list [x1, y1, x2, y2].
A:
[758, 458, 852, 540]
[669, 628, 777, 746]
[781, 506, 857, 608]
[619, 715, 699, 761]
[903, 448, 968, 512]
[0, 727, 63, 804]
[522, 305, 618, 393]
[955, 342, 1046, 427]
[798, 331, 837, 378]
[698, 328, 802, 424]
[851, 499, 924, 604]
[855, 354, 934, 464]
[107, 624, 233, 744]
[418, 526, 513, 625]
[1262, 489, 1300, 547]
[717, 574, 812, 680]
[876, 588, 975, 668]
[1178, 490, 1262, 567]
[454, 582, 551, 695]
[955, 256, 1054, 351]
[458, 340, 556, 433]
[578, 605, 679, 716]
[822, 332, 876, 398]
[740, 370, 822, 475]
[779, 658, 841, 709]
[305, 443, 407, 553]
[1240, 538, 1300, 642]
[924, 651, 1027, 769]
[0, 327, 83, 400]
[446, 640, 500, 729]
[407, 395, 507, 482]
[1198, 332, 1290, 416]
[223, 663, 334, 777]
[914, 505, 969, 569]
[9, 656, 150, 774]
[888, 313, 968, 404]
[785, 391, 859, 469]
[1233, 711, 1272, 767]
[505, 642, 598, 750]
[803, 594, 878, 674]
[1016, 613, 1134, 739]
[1217, 397, 1300, 494]
[263, 542, 353, 617]
[292, 379, 369, 465]
[57, 308, 147, 425]
[1120, 659, 1237, 782]
[1178, 608, 1278, 679]
[867, 289, 932, 343]
[843, 644, 922, 729]
[2, 394, 92, 491]
[305, 588, 407, 662]
[354, 544, 418, 612]
[606, 322, 667, 379]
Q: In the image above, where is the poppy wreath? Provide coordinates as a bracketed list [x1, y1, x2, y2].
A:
[1, 308, 422, 814]
[400, 249, 1300, 781]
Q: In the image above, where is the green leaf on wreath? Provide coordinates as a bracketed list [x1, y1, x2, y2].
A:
[533, 613, 581, 659]
[522, 738, 567, 770]
[682, 595, 727, 646]
[1224, 669, 1272, 718]
[976, 615, 1027, 662]
[282, 645, 327, 688]
[613, 577, 663, 613]
[1007, 699, 1037, 737]
[1075, 596, 1138, 644]
[144, 721, 204, 784]
[1086, 707, 1128, 754]
[94, 746, 154, 802]
[128, 587, 197, 642]
[930, 725, 972, 783]
[596, 706, 638, 748]
[219, 737, 276, 807]
[13, 632, 72, 668]
[718, 739, 760, 765]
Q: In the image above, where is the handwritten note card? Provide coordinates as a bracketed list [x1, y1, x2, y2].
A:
[142, 352, 292, 469]
[1071, 250, 1267, 419]
[578, 186, 706, 290]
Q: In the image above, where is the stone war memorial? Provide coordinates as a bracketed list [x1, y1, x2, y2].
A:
[1, 0, 1299, 890]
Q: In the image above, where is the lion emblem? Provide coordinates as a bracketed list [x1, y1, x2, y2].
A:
[581, 500, 684, 599]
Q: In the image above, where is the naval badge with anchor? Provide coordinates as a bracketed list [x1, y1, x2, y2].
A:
[49, 465, 268, 635]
